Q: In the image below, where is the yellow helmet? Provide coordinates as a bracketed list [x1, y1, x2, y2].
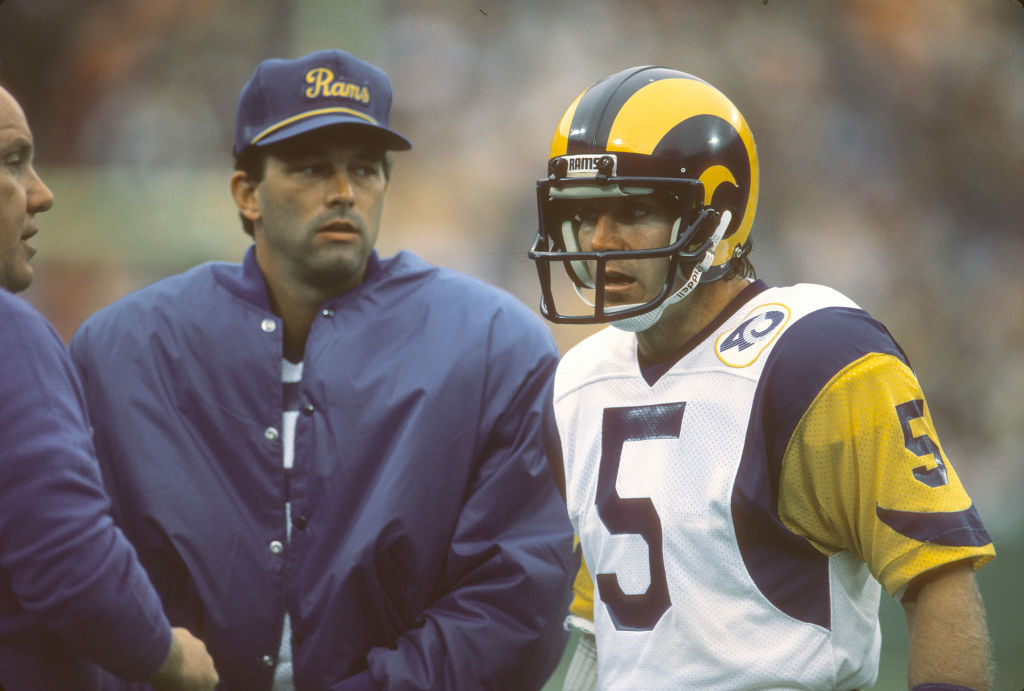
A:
[529, 66, 759, 329]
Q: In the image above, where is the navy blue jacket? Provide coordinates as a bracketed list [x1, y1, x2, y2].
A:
[0, 289, 171, 690]
[70, 247, 575, 690]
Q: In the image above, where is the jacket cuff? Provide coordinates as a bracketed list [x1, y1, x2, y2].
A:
[128, 622, 174, 682]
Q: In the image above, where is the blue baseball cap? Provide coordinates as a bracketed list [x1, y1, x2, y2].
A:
[234, 49, 412, 154]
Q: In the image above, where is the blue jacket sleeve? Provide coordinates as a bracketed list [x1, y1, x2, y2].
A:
[0, 296, 172, 681]
[352, 320, 576, 690]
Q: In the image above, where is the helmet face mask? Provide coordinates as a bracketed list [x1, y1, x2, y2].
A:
[529, 67, 758, 329]
[532, 170, 721, 325]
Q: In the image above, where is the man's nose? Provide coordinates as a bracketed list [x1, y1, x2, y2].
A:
[588, 213, 623, 251]
[28, 166, 53, 214]
[326, 171, 354, 205]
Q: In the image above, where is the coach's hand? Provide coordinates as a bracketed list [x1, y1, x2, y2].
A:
[148, 627, 219, 691]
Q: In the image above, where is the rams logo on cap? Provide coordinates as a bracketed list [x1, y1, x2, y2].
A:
[305, 67, 370, 103]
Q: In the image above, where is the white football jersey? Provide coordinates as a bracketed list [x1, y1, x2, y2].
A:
[553, 281, 994, 690]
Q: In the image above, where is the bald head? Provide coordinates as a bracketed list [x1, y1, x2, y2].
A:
[0, 86, 53, 293]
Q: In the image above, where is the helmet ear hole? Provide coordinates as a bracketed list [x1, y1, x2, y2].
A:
[682, 206, 719, 252]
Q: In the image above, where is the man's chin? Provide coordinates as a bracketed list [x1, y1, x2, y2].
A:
[306, 257, 367, 294]
[1, 266, 34, 294]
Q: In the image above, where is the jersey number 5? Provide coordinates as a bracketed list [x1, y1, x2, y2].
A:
[596, 403, 685, 631]
[896, 399, 948, 487]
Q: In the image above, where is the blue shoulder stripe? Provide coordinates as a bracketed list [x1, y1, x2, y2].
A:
[876, 504, 992, 547]
[761, 306, 908, 469]
[732, 305, 907, 629]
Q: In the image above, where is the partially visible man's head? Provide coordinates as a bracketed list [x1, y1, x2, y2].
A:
[0, 86, 53, 293]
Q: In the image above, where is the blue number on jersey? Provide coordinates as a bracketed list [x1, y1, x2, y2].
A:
[595, 403, 685, 631]
[896, 399, 948, 487]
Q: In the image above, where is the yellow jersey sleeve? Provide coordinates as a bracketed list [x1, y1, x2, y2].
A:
[778, 352, 994, 598]
[569, 538, 594, 622]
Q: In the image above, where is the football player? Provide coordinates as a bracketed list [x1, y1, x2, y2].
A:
[531, 66, 995, 690]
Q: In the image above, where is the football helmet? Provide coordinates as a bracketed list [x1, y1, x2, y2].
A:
[529, 66, 759, 331]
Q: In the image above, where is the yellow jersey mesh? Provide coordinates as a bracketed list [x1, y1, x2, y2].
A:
[569, 550, 594, 622]
[778, 352, 995, 598]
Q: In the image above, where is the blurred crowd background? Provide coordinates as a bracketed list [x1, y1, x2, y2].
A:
[2, 1, 1022, 687]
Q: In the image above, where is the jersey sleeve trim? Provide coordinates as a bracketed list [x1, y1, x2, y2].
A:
[875, 505, 992, 547]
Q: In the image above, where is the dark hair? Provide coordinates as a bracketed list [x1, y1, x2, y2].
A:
[232, 142, 394, 237]
[723, 240, 755, 280]
[233, 147, 266, 236]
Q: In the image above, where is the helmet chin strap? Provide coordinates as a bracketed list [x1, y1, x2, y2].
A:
[611, 210, 732, 333]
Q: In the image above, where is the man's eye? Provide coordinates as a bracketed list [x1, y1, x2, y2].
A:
[573, 210, 599, 227]
[295, 162, 329, 175]
[622, 202, 650, 221]
[3, 153, 25, 170]
[352, 164, 381, 178]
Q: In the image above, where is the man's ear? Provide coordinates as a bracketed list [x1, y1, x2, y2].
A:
[230, 170, 261, 223]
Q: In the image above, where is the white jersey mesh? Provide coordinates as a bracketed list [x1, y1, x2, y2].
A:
[553, 284, 881, 691]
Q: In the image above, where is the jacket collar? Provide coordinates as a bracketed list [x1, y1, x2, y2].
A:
[214, 244, 384, 313]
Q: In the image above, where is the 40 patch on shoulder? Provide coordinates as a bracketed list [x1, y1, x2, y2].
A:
[715, 303, 791, 368]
